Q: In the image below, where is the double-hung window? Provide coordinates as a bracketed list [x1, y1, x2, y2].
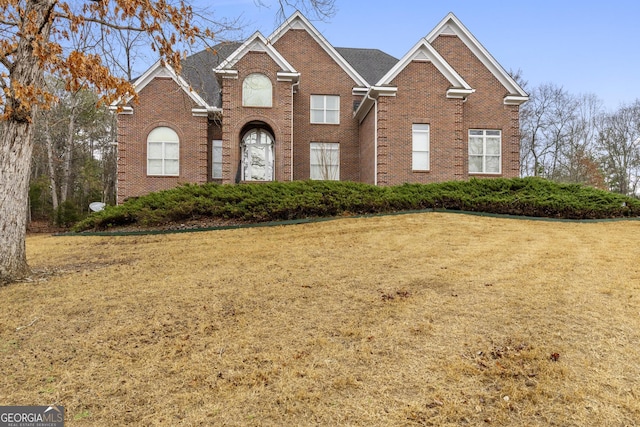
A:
[469, 129, 501, 174]
[310, 142, 340, 180]
[147, 127, 179, 176]
[310, 95, 340, 124]
[412, 124, 430, 171]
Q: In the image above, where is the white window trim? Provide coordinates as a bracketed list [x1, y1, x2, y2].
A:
[310, 95, 340, 124]
[310, 142, 340, 180]
[412, 124, 430, 171]
[468, 129, 502, 174]
[212, 139, 223, 179]
[147, 127, 179, 176]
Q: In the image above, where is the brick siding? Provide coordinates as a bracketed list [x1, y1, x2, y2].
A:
[116, 77, 208, 203]
[117, 20, 523, 202]
[273, 29, 361, 182]
[431, 34, 520, 178]
[378, 61, 465, 185]
[219, 51, 293, 183]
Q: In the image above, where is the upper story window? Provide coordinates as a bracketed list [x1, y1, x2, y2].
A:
[242, 73, 272, 107]
[310, 95, 340, 124]
[147, 127, 179, 176]
[412, 124, 430, 171]
[469, 129, 501, 174]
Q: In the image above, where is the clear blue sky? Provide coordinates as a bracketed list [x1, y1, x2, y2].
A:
[194, 0, 640, 110]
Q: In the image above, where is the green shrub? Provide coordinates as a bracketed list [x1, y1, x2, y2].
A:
[56, 200, 81, 227]
[72, 178, 640, 232]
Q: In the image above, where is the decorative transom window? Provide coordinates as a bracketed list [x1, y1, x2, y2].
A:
[469, 129, 501, 174]
[310, 95, 340, 124]
[242, 128, 274, 181]
[242, 73, 272, 107]
[212, 140, 223, 179]
[147, 127, 179, 176]
[310, 142, 340, 180]
[412, 124, 430, 171]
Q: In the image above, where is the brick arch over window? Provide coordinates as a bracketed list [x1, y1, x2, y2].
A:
[147, 126, 179, 176]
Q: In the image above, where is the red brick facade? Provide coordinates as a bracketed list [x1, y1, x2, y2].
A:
[117, 77, 208, 204]
[115, 12, 527, 202]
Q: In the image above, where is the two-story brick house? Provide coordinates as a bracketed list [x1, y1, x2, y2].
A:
[113, 11, 527, 203]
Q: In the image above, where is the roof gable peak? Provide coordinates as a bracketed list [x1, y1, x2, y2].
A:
[267, 11, 369, 87]
[426, 12, 528, 102]
[215, 31, 297, 74]
[377, 38, 473, 99]
[110, 60, 211, 113]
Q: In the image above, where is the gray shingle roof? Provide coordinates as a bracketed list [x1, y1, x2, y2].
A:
[180, 42, 242, 107]
[335, 47, 398, 85]
[177, 43, 398, 107]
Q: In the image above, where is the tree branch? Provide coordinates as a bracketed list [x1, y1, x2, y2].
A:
[56, 13, 146, 33]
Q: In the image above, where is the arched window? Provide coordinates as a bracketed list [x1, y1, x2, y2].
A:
[242, 128, 274, 181]
[147, 127, 179, 176]
[242, 73, 272, 107]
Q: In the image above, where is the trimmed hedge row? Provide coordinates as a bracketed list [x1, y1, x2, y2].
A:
[73, 178, 640, 231]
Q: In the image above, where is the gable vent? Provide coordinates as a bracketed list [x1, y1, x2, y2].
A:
[440, 24, 457, 35]
[248, 41, 267, 52]
[413, 50, 431, 62]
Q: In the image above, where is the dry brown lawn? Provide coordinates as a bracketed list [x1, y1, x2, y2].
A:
[1, 212, 640, 426]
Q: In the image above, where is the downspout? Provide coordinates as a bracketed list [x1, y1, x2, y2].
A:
[291, 80, 299, 181]
[366, 90, 379, 186]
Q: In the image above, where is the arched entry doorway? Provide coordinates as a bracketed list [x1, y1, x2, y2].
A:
[241, 126, 274, 181]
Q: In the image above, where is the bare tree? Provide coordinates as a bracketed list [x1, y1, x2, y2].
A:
[598, 101, 640, 195]
[520, 83, 605, 187]
[520, 84, 569, 177]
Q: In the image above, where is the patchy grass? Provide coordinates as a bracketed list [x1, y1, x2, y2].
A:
[2, 212, 640, 426]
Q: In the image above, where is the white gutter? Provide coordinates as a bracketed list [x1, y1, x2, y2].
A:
[446, 88, 475, 99]
[365, 91, 379, 186]
[214, 69, 238, 79]
[277, 72, 300, 83]
[291, 80, 299, 181]
[503, 95, 529, 105]
[109, 105, 133, 114]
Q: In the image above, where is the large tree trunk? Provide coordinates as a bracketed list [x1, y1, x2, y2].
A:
[0, 120, 35, 282]
[0, 0, 54, 283]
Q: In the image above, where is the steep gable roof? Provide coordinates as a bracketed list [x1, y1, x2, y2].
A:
[214, 31, 298, 80]
[112, 59, 216, 115]
[426, 12, 528, 105]
[376, 38, 474, 99]
[268, 11, 369, 87]
[181, 42, 241, 107]
[335, 47, 398, 86]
